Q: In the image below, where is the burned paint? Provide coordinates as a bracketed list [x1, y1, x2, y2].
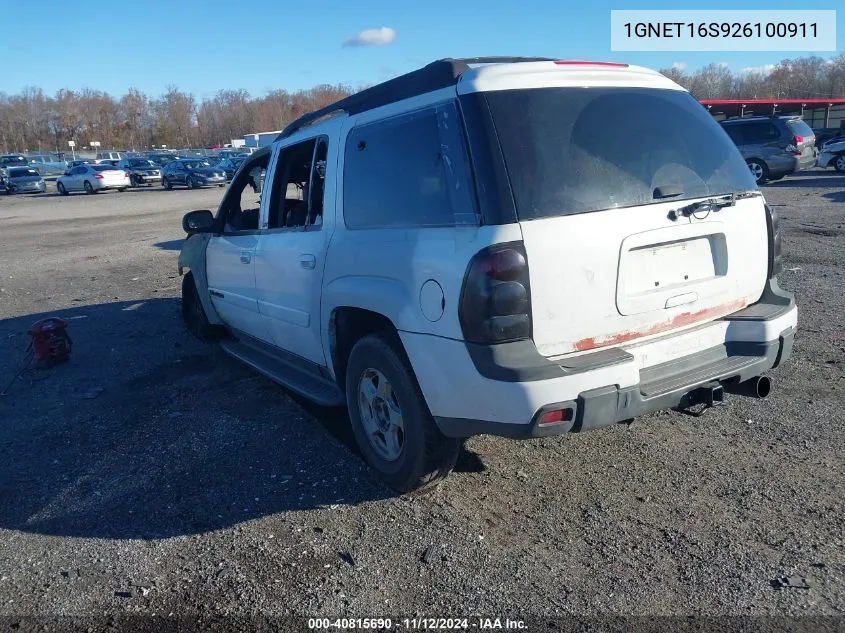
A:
[574, 299, 748, 352]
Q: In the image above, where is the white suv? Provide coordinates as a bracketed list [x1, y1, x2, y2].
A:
[178, 57, 797, 492]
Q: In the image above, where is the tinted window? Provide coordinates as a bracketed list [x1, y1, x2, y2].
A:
[485, 87, 756, 219]
[786, 118, 814, 138]
[722, 124, 743, 143]
[343, 104, 475, 229]
[8, 168, 39, 177]
[741, 122, 780, 142]
[92, 165, 119, 172]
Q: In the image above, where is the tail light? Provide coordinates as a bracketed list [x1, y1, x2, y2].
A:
[459, 242, 532, 344]
[764, 203, 782, 278]
[785, 135, 803, 155]
[538, 408, 574, 426]
[94, 174, 104, 180]
[124, 171, 130, 177]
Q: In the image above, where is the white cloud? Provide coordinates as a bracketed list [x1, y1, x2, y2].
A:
[343, 27, 396, 48]
[742, 64, 776, 76]
[671, 62, 687, 71]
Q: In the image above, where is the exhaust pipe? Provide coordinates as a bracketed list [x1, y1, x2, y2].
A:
[724, 376, 771, 399]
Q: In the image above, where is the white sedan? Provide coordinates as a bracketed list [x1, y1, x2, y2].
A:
[56, 164, 130, 195]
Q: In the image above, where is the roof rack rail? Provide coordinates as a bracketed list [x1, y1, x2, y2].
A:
[276, 56, 555, 140]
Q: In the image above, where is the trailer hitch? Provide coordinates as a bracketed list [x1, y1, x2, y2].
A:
[673, 383, 725, 417]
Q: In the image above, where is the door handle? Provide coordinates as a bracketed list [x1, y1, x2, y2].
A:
[300, 254, 316, 269]
[240, 251, 252, 264]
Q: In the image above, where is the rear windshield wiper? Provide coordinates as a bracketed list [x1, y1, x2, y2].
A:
[668, 191, 760, 220]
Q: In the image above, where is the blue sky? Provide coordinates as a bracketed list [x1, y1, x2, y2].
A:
[3, 0, 840, 100]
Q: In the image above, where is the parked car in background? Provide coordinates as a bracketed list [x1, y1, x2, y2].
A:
[0, 154, 29, 174]
[27, 154, 69, 177]
[95, 151, 125, 162]
[217, 156, 246, 181]
[145, 152, 180, 167]
[812, 127, 845, 147]
[56, 163, 130, 195]
[818, 137, 845, 172]
[70, 159, 93, 167]
[215, 149, 249, 161]
[161, 159, 226, 189]
[720, 115, 816, 184]
[116, 157, 163, 187]
[3, 167, 46, 194]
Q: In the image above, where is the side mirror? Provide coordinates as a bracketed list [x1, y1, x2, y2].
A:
[183, 209, 215, 234]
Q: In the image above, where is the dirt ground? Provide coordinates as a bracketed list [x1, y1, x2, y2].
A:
[0, 173, 843, 631]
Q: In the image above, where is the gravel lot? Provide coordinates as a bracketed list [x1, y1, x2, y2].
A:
[0, 173, 843, 629]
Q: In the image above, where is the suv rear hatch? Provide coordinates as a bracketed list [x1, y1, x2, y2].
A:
[785, 117, 816, 164]
[479, 81, 769, 357]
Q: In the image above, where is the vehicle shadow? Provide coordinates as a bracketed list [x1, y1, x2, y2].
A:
[822, 190, 845, 203]
[764, 171, 844, 188]
[0, 298, 393, 540]
[153, 239, 185, 251]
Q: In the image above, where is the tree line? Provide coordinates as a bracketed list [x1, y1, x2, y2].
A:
[658, 54, 845, 101]
[0, 84, 354, 154]
[2, 53, 844, 153]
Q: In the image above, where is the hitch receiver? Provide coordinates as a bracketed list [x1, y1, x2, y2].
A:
[674, 383, 725, 417]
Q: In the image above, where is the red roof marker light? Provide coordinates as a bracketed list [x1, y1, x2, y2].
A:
[554, 60, 629, 67]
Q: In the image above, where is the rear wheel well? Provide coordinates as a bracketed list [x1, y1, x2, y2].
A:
[331, 308, 399, 389]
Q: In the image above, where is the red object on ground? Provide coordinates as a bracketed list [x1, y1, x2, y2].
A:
[28, 318, 72, 368]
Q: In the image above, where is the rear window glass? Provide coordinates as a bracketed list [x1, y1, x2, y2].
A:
[8, 168, 39, 177]
[92, 165, 119, 172]
[786, 118, 814, 138]
[485, 87, 756, 219]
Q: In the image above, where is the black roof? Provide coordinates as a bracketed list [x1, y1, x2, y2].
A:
[276, 57, 554, 140]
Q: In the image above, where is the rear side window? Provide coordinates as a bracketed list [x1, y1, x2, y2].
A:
[722, 125, 743, 143]
[343, 103, 476, 229]
[741, 122, 780, 142]
[485, 87, 756, 219]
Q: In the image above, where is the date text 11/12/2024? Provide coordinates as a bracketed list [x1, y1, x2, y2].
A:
[307, 617, 527, 630]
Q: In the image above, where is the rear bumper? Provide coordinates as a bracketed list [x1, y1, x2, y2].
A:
[132, 174, 161, 183]
[401, 279, 797, 439]
[795, 153, 817, 171]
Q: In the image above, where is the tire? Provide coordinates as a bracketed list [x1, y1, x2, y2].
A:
[181, 272, 226, 342]
[118, 188, 127, 193]
[747, 159, 769, 184]
[83, 180, 95, 194]
[186, 176, 195, 190]
[57, 182, 68, 196]
[834, 155, 845, 173]
[345, 332, 459, 493]
[8, 185, 16, 195]
[162, 177, 172, 190]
